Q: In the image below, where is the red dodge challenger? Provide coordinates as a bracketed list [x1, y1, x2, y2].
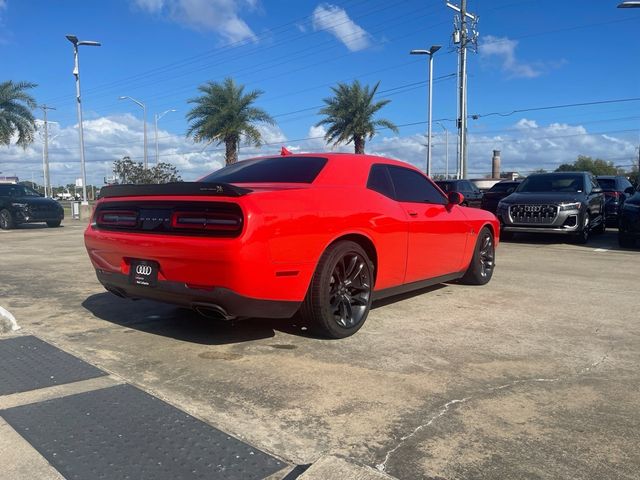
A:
[84, 152, 499, 338]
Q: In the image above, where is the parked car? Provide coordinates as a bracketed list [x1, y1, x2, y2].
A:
[596, 175, 635, 227]
[85, 153, 499, 338]
[480, 180, 522, 214]
[435, 179, 483, 208]
[496, 172, 605, 243]
[618, 185, 640, 248]
[0, 184, 64, 230]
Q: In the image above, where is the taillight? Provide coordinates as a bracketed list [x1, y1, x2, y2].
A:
[605, 191, 620, 199]
[97, 210, 138, 227]
[171, 211, 242, 233]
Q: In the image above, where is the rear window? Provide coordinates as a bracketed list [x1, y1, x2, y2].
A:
[596, 178, 616, 191]
[435, 182, 452, 192]
[200, 156, 328, 184]
[488, 182, 518, 193]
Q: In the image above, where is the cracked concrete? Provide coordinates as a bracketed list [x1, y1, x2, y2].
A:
[1, 223, 639, 479]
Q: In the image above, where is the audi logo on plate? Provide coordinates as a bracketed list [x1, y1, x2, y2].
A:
[136, 265, 153, 276]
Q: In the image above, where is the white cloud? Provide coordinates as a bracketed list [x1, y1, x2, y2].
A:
[132, 0, 258, 43]
[312, 3, 371, 52]
[480, 35, 543, 79]
[2, 116, 637, 188]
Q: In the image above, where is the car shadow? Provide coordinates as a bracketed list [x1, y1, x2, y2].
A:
[372, 283, 447, 309]
[82, 293, 315, 345]
[501, 229, 632, 251]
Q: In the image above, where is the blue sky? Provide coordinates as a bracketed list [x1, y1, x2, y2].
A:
[1, 0, 639, 186]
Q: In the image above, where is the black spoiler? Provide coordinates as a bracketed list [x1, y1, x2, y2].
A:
[98, 182, 252, 199]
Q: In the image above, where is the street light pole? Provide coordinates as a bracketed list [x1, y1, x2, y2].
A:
[66, 35, 100, 204]
[437, 122, 449, 178]
[154, 109, 176, 165]
[119, 96, 148, 169]
[410, 45, 441, 177]
[617, 0, 640, 174]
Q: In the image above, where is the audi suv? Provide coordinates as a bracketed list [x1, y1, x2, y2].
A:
[496, 172, 605, 243]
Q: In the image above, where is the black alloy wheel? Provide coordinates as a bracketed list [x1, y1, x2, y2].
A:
[461, 227, 495, 285]
[301, 241, 373, 339]
[0, 209, 14, 230]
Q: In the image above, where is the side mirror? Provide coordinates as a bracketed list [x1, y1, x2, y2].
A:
[592, 187, 603, 194]
[448, 191, 464, 206]
[625, 186, 636, 195]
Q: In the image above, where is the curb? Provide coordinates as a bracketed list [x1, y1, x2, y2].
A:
[297, 455, 399, 480]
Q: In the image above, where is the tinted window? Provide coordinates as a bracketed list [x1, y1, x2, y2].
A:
[619, 177, 633, 190]
[488, 182, 518, 193]
[200, 156, 327, 184]
[435, 181, 452, 192]
[597, 178, 616, 190]
[517, 174, 585, 193]
[367, 164, 395, 198]
[0, 185, 38, 197]
[388, 166, 447, 204]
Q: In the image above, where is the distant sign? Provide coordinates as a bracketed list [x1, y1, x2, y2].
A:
[75, 178, 83, 187]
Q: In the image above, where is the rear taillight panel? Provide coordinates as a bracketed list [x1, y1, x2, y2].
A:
[94, 201, 244, 237]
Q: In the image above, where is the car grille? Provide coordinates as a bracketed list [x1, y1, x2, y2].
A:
[27, 205, 59, 219]
[509, 204, 558, 224]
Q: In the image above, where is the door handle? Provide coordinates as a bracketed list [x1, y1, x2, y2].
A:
[408, 211, 418, 217]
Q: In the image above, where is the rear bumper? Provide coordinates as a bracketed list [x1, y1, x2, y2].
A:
[96, 269, 301, 319]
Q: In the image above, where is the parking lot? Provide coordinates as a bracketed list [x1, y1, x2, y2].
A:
[1, 221, 638, 480]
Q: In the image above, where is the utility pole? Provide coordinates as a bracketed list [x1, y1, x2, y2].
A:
[39, 105, 56, 197]
[447, 0, 478, 179]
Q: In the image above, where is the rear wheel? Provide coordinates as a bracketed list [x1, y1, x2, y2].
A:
[573, 216, 590, 244]
[460, 227, 495, 285]
[0, 209, 14, 230]
[300, 241, 373, 339]
[47, 220, 61, 228]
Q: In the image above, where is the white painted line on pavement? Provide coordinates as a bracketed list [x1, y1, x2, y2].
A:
[0, 306, 20, 331]
[594, 248, 609, 252]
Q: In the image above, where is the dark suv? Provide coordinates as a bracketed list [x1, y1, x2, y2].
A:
[435, 180, 483, 208]
[0, 184, 64, 230]
[596, 175, 635, 226]
[496, 172, 605, 243]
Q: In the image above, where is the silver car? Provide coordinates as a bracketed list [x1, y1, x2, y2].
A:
[496, 172, 605, 244]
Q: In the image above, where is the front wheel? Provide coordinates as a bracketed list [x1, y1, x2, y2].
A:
[300, 241, 374, 339]
[460, 227, 495, 285]
[0, 209, 14, 230]
[47, 220, 61, 228]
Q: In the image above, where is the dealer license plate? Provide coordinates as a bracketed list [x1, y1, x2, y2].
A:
[129, 259, 159, 287]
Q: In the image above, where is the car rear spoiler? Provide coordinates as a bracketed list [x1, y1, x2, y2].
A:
[98, 182, 252, 199]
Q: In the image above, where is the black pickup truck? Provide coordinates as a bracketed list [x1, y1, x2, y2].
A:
[495, 172, 605, 244]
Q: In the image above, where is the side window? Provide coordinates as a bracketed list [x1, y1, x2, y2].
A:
[387, 165, 447, 204]
[620, 178, 633, 191]
[588, 175, 597, 194]
[460, 181, 473, 193]
[367, 164, 395, 199]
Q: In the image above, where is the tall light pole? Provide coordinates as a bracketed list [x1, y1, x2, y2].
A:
[411, 45, 441, 177]
[618, 0, 640, 173]
[436, 122, 449, 178]
[119, 96, 148, 169]
[154, 109, 176, 165]
[66, 35, 101, 204]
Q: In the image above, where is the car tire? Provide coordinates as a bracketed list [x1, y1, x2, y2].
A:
[618, 232, 635, 248]
[594, 214, 606, 234]
[46, 220, 61, 228]
[574, 227, 589, 244]
[460, 227, 495, 285]
[300, 241, 373, 339]
[0, 209, 14, 230]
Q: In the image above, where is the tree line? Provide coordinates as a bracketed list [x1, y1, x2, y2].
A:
[1, 77, 637, 185]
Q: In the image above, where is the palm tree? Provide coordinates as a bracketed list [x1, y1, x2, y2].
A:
[186, 77, 275, 165]
[0, 81, 38, 148]
[316, 80, 398, 154]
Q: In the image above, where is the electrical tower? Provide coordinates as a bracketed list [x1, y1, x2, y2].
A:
[447, 0, 478, 179]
